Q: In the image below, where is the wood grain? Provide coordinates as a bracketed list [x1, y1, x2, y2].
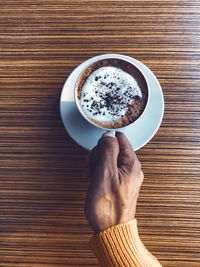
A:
[0, 0, 200, 266]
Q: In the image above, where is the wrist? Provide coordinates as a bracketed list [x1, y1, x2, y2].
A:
[91, 216, 136, 234]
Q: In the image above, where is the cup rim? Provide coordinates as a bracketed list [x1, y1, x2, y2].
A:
[74, 55, 150, 131]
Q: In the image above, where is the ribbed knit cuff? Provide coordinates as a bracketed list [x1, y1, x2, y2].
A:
[89, 219, 162, 267]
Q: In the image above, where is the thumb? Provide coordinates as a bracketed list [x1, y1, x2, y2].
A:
[97, 132, 119, 168]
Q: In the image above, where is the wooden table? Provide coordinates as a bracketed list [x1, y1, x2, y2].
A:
[1, 1, 200, 266]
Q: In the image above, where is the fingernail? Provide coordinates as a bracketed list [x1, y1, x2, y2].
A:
[102, 131, 116, 138]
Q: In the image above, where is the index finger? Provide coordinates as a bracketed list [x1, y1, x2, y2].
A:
[87, 146, 99, 179]
[116, 132, 137, 172]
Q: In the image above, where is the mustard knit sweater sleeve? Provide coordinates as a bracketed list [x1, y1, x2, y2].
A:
[89, 219, 162, 267]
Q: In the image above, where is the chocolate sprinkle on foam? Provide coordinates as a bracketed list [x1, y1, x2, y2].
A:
[80, 66, 142, 125]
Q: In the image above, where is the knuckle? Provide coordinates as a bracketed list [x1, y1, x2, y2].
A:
[130, 158, 143, 176]
[137, 169, 144, 184]
[136, 159, 141, 169]
[140, 170, 144, 180]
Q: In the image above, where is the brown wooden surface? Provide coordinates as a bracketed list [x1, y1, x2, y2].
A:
[0, 1, 200, 266]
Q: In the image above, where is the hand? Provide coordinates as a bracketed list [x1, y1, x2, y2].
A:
[84, 132, 144, 234]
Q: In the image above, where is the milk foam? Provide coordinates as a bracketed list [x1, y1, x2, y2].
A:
[80, 66, 142, 123]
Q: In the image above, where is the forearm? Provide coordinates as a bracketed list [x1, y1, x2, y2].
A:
[90, 219, 162, 267]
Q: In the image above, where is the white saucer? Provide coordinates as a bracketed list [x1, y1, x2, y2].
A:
[60, 54, 164, 151]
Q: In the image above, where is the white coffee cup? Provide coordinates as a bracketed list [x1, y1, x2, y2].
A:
[74, 56, 150, 131]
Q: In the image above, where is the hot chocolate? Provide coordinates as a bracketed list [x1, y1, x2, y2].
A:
[76, 58, 148, 129]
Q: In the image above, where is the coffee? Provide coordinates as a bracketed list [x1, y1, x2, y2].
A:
[76, 58, 148, 129]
